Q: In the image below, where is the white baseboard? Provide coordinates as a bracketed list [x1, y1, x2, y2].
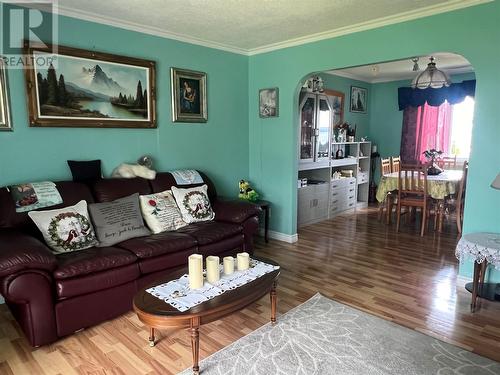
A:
[456, 275, 472, 288]
[260, 229, 298, 243]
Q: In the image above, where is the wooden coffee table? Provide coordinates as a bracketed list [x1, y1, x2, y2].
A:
[133, 257, 280, 375]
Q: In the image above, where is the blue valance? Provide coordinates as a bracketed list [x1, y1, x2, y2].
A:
[398, 80, 476, 111]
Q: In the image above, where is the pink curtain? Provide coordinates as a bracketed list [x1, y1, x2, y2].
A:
[400, 102, 452, 163]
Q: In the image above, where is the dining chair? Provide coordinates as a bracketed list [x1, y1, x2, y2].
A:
[391, 156, 401, 173]
[441, 161, 469, 233]
[396, 164, 433, 237]
[437, 155, 457, 169]
[378, 157, 395, 223]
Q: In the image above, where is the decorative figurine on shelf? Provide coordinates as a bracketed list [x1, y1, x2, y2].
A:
[239, 180, 259, 201]
[347, 124, 357, 142]
[423, 149, 444, 175]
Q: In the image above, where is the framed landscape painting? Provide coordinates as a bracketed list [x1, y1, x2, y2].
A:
[171, 67, 207, 123]
[24, 41, 156, 128]
[350, 86, 367, 113]
[0, 58, 12, 131]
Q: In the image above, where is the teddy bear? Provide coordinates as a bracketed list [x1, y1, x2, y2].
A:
[238, 180, 259, 201]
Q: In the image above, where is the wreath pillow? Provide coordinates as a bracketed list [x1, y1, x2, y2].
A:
[28, 200, 98, 254]
[139, 190, 187, 234]
[171, 185, 215, 223]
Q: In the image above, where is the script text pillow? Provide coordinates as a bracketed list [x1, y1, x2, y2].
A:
[171, 184, 215, 223]
[88, 193, 150, 247]
[139, 190, 188, 234]
[28, 200, 98, 254]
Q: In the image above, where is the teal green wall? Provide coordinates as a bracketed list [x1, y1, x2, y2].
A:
[318, 73, 370, 137]
[0, 13, 249, 197]
[369, 72, 476, 183]
[248, 2, 500, 281]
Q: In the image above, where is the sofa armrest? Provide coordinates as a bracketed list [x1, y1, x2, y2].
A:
[0, 230, 57, 278]
[213, 199, 262, 224]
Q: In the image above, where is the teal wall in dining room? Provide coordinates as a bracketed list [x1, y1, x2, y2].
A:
[0, 10, 249, 197]
[248, 1, 500, 281]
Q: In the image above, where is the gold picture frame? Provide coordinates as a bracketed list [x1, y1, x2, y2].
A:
[171, 67, 207, 123]
[0, 58, 12, 131]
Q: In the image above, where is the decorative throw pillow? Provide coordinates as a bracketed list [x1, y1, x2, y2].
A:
[171, 184, 215, 223]
[88, 193, 150, 247]
[67, 160, 102, 182]
[139, 190, 188, 234]
[28, 200, 98, 254]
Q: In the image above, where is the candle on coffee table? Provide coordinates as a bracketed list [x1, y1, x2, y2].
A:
[237, 252, 250, 271]
[188, 254, 203, 289]
[206, 256, 220, 284]
[223, 256, 235, 275]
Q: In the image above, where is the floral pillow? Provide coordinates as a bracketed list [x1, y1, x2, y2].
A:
[28, 200, 98, 254]
[139, 190, 187, 234]
[171, 184, 215, 223]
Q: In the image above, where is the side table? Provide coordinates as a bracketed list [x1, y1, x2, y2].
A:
[455, 232, 500, 312]
[253, 200, 270, 243]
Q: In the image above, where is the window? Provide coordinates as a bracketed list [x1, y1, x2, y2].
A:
[449, 96, 474, 159]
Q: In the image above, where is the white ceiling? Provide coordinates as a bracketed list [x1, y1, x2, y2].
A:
[327, 52, 474, 83]
[52, 0, 489, 55]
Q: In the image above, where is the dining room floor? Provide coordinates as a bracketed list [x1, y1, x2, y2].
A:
[0, 206, 499, 374]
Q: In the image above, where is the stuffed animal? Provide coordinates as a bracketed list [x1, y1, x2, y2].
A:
[111, 163, 156, 180]
[238, 180, 259, 201]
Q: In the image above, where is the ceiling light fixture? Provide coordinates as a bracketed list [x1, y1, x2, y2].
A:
[411, 57, 420, 72]
[411, 56, 451, 89]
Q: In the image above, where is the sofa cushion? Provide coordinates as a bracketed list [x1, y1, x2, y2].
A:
[137, 247, 197, 274]
[198, 234, 244, 256]
[150, 172, 217, 201]
[117, 232, 197, 259]
[171, 185, 215, 223]
[177, 221, 242, 245]
[54, 246, 137, 280]
[90, 178, 151, 203]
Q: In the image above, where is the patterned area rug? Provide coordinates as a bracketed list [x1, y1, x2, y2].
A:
[179, 293, 500, 375]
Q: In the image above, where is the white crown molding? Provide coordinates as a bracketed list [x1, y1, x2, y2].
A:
[260, 229, 298, 243]
[36, 0, 491, 56]
[246, 0, 492, 55]
[51, 5, 249, 55]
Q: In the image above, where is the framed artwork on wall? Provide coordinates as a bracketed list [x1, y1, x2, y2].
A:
[24, 41, 156, 128]
[324, 89, 344, 127]
[350, 86, 367, 113]
[0, 59, 12, 131]
[171, 67, 207, 123]
[259, 87, 279, 118]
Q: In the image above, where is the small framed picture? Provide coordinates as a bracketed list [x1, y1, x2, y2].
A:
[171, 67, 207, 123]
[0, 58, 12, 131]
[350, 86, 367, 113]
[259, 87, 279, 118]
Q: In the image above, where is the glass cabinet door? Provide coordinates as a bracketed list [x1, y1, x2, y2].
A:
[299, 95, 316, 161]
[316, 96, 332, 161]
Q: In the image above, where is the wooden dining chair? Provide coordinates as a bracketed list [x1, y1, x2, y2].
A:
[442, 161, 469, 233]
[391, 156, 401, 173]
[396, 164, 433, 237]
[378, 158, 395, 223]
[437, 155, 457, 170]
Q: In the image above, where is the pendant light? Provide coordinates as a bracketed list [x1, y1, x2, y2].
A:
[411, 56, 451, 89]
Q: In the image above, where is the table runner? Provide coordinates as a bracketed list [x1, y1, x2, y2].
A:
[146, 259, 279, 312]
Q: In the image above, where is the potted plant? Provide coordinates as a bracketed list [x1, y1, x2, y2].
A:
[422, 149, 443, 175]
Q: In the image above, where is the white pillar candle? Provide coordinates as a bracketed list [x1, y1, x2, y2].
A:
[206, 256, 220, 284]
[223, 256, 235, 275]
[237, 252, 250, 271]
[188, 254, 203, 289]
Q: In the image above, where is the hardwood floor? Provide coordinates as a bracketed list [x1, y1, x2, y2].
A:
[1, 207, 500, 374]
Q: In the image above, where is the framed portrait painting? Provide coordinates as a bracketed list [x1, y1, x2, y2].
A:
[350, 86, 367, 113]
[171, 68, 207, 123]
[24, 41, 156, 128]
[259, 87, 279, 118]
[0, 58, 12, 131]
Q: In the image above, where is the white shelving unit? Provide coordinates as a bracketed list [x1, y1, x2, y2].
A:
[297, 141, 371, 227]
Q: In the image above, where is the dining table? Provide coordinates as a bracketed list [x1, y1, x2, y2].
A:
[376, 169, 463, 231]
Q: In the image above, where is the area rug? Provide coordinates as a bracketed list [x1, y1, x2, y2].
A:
[179, 293, 500, 375]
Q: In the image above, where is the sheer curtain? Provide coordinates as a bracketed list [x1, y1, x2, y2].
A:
[400, 101, 452, 163]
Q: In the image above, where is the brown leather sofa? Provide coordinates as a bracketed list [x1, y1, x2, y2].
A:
[0, 171, 261, 347]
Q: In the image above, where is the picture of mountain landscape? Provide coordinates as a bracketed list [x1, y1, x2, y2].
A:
[33, 52, 150, 121]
